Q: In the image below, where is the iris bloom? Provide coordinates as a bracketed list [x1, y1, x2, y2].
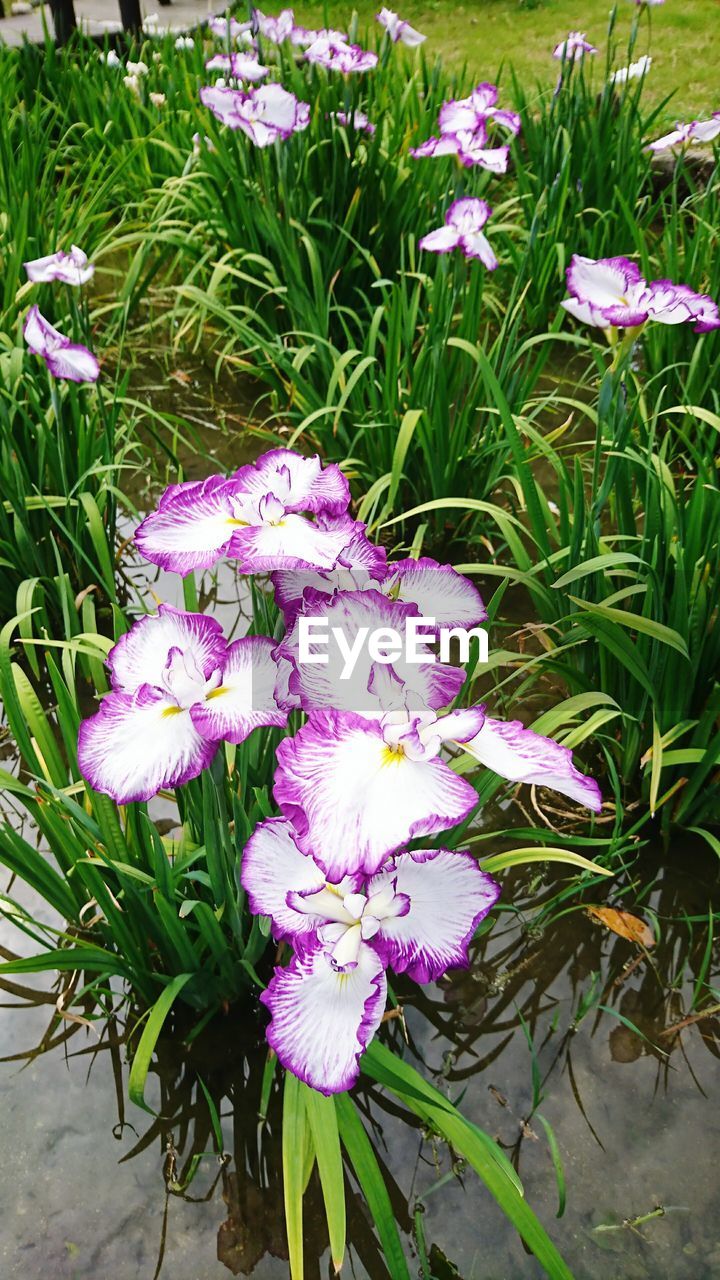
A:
[411, 129, 509, 173]
[272, 554, 486, 631]
[273, 587, 467, 716]
[274, 702, 601, 880]
[609, 55, 651, 85]
[205, 53, 268, 81]
[419, 198, 498, 269]
[24, 245, 94, 287]
[241, 818, 501, 1093]
[24, 306, 99, 383]
[304, 36, 379, 74]
[253, 7, 295, 42]
[329, 110, 376, 134]
[562, 255, 720, 332]
[208, 15, 253, 40]
[376, 7, 426, 46]
[200, 83, 309, 144]
[134, 448, 383, 576]
[78, 606, 286, 803]
[437, 83, 521, 138]
[647, 112, 720, 152]
[553, 31, 597, 60]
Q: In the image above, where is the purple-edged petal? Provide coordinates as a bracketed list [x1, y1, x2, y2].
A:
[561, 297, 609, 328]
[275, 587, 465, 716]
[274, 709, 479, 878]
[108, 604, 226, 692]
[228, 513, 366, 573]
[370, 848, 501, 982]
[241, 817, 329, 940]
[409, 134, 460, 159]
[134, 475, 246, 575]
[462, 716, 602, 811]
[43, 342, 100, 383]
[419, 225, 462, 254]
[389, 558, 487, 630]
[77, 686, 217, 803]
[260, 939, 386, 1094]
[455, 136, 509, 172]
[460, 231, 498, 269]
[232, 449, 350, 515]
[204, 53, 269, 80]
[190, 635, 287, 742]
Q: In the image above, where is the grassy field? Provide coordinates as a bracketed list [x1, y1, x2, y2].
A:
[295, 0, 719, 119]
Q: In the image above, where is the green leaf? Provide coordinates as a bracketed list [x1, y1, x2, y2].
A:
[536, 1114, 566, 1218]
[283, 1072, 308, 1280]
[304, 1085, 346, 1273]
[128, 973, 194, 1115]
[478, 847, 613, 877]
[335, 1093, 411, 1280]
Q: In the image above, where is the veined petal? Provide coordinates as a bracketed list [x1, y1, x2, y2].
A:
[274, 709, 479, 878]
[461, 231, 498, 269]
[23, 304, 62, 353]
[462, 716, 602, 811]
[77, 687, 217, 803]
[241, 817, 329, 940]
[108, 604, 226, 692]
[190, 635, 287, 742]
[134, 475, 244, 575]
[370, 849, 501, 982]
[232, 449, 350, 515]
[229, 513, 363, 573]
[438, 100, 485, 135]
[561, 297, 608, 328]
[389, 558, 487, 629]
[261, 940, 387, 1094]
[44, 342, 100, 383]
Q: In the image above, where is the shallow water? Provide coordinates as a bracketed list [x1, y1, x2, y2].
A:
[1, 837, 718, 1280]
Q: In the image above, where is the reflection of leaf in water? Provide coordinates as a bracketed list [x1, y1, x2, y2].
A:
[217, 1171, 288, 1275]
[586, 907, 654, 948]
[428, 1242, 462, 1278]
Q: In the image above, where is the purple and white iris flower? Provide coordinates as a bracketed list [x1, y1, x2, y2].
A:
[205, 52, 269, 81]
[200, 83, 309, 144]
[419, 198, 498, 269]
[253, 7, 295, 43]
[241, 818, 501, 1093]
[274, 701, 601, 881]
[133, 449, 383, 577]
[23, 306, 100, 383]
[562, 255, 720, 333]
[647, 112, 720, 152]
[24, 245, 94, 286]
[208, 15, 253, 41]
[304, 36, 379, 74]
[329, 110, 376, 135]
[437, 83, 521, 139]
[77, 605, 287, 803]
[411, 131, 509, 173]
[553, 31, 597, 60]
[609, 55, 652, 85]
[376, 7, 426, 46]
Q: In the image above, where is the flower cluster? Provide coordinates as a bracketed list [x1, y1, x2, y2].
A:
[304, 35, 378, 74]
[647, 112, 720, 153]
[561, 255, 720, 333]
[22, 245, 99, 383]
[78, 447, 603, 1093]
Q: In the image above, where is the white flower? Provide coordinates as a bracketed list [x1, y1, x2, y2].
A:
[149, 92, 167, 107]
[126, 60, 149, 76]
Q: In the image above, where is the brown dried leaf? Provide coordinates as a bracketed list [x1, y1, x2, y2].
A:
[586, 906, 654, 948]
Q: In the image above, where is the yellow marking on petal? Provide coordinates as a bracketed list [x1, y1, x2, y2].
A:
[226, 518, 249, 526]
[161, 705, 184, 718]
[381, 745, 406, 766]
[205, 685, 229, 700]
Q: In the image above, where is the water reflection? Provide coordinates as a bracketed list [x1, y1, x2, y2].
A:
[1, 837, 718, 1279]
